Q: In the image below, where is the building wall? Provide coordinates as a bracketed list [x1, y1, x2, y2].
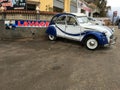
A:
[53, 0, 71, 12]
[40, 0, 53, 11]
[54, 0, 77, 13]
[53, 0, 64, 9]
[29, 0, 76, 13]
[40, 0, 71, 12]
[64, 0, 70, 12]
[70, 1, 77, 13]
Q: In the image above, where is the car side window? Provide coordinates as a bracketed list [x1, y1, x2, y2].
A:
[67, 16, 78, 25]
[56, 16, 66, 25]
[51, 16, 58, 24]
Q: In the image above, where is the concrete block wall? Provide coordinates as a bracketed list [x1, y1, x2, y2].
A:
[0, 11, 57, 40]
[0, 20, 47, 40]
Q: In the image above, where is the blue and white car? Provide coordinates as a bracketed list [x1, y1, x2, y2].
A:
[46, 13, 116, 50]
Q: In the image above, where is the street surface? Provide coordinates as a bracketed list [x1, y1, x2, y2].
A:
[0, 26, 120, 90]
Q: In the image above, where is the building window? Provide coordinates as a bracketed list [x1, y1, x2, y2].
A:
[27, 4, 36, 10]
[53, 6, 63, 12]
[81, 9, 85, 13]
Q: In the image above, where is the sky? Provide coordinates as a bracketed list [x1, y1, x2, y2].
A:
[107, 0, 120, 18]
[107, 0, 120, 7]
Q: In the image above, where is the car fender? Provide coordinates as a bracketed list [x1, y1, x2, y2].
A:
[81, 31, 108, 46]
[46, 26, 56, 36]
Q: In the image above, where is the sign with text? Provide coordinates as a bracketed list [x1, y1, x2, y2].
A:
[15, 20, 50, 27]
[0, 0, 26, 10]
[5, 20, 50, 30]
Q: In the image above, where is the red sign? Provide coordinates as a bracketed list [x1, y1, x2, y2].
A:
[15, 20, 50, 27]
[2, 2, 12, 7]
[0, 0, 7, 2]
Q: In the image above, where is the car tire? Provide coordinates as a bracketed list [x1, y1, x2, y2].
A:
[85, 37, 98, 50]
[48, 34, 56, 41]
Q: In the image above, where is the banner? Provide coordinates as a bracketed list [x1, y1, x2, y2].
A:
[5, 20, 50, 30]
[13, 0, 26, 9]
[0, 0, 26, 10]
[15, 20, 50, 27]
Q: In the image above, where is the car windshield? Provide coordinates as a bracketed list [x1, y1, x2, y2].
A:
[77, 16, 89, 23]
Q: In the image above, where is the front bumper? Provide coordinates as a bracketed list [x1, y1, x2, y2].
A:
[104, 37, 117, 47]
[109, 36, 117, 45]
[104, 36, 117, 47]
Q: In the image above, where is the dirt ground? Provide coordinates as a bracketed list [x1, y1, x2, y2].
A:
[0, 26, 120, 90]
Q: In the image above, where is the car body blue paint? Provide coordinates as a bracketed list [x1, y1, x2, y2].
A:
[81, 31, 108, 45]
[46, 26, 56, 36]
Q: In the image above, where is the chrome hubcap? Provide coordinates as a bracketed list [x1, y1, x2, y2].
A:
[87, 38, 98, 50]
[89, 41, 95, 46]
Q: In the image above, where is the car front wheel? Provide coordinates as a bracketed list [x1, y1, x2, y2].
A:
[85, 37, 98, 50]
[48, 34, 56, 41]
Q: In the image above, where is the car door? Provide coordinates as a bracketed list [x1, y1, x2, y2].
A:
[65, 15, 81, 40]
[55, 15, 66, 37]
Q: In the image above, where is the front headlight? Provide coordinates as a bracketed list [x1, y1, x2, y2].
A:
[111, 28, 115, 32]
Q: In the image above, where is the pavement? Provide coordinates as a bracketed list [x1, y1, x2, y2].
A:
[0, 26, 120, 90]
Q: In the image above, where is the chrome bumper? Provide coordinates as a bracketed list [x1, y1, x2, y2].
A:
[104, 36, 117, 47]
[109, 36, 117, 45]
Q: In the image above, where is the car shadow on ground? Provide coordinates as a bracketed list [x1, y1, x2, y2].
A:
[51, 37, 112, 51]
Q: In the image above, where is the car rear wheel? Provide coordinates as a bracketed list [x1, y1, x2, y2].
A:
[48, 34, 56, 41]
[85, 37, 98, 50]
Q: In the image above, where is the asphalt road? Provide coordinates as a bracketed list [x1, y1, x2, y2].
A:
[0, 26, 120, 90]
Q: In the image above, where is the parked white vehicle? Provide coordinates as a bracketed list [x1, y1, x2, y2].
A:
[46, 13, 116, 50]
[88, 17, 105, 25]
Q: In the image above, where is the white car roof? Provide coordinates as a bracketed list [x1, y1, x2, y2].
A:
[71, 13, 87, 17]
